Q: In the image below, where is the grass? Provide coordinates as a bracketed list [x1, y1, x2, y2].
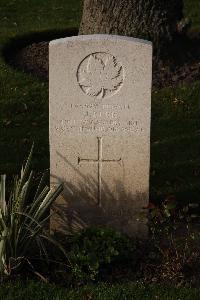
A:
[0, 280, 199, 300]
[0, 0, 81, 174]
[151, 82, 200, 203]
[0, 0, 200, 206]
[184, 0, 200, 31]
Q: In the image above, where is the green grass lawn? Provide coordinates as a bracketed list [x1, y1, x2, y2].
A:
[0, 0, 81, 174]
[0, 0, 200, 206]
[0, 280, 200, 300]
[184, 0, 200, 31]
[151, 82, 200, 202]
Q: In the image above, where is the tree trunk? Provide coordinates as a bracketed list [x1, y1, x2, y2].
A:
[79, 0, 183, 50]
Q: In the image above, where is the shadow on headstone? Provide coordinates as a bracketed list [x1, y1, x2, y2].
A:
[51, 151, 148, 238]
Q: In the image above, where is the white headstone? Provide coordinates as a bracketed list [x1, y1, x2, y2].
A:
[49, 35, 152, 236]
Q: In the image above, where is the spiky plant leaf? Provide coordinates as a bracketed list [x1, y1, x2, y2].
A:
[0, 175, 6, 215]
[0, 146, 64, 276]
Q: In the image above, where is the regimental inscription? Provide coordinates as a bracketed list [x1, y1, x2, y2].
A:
[77, 52, 124, 99]
[55, 102, 143, 135]
[78, 137, 121, 206]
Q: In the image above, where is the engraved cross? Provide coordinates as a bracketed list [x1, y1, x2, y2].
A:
[78, 137, 121, 206]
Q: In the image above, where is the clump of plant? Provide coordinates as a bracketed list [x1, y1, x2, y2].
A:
[147, 197, 200, 286]
[67, 226, 139, 283]
[0, 145, 63, 279]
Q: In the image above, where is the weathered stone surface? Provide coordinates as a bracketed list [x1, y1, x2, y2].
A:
[49, 35, 152, 236]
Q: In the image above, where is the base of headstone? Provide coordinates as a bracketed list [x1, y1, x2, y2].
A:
[50, 191, 148, 238]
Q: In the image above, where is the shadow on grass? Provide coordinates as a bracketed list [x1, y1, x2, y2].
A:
[2, 28, 78, 79]
[3, 27, 78, 58]
[158, 31, 200, 65]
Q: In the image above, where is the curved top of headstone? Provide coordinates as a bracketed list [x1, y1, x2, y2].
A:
[49, 34, 152, 101]
[50, 34, 152, 47]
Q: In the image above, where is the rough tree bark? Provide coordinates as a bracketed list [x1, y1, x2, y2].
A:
[79, 0, 183, 50]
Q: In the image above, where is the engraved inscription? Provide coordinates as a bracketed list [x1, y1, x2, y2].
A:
[78, 137, 121, 206]
[55, 103, 143, 134]
[77, 52, 124, 99]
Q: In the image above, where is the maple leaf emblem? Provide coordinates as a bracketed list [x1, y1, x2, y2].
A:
[78, 53, 124, 99]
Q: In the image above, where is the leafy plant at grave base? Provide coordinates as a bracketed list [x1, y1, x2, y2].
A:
[0, 145, 65, 279]
[147, 197, 200, 285]
[67, 226, 138, 283]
